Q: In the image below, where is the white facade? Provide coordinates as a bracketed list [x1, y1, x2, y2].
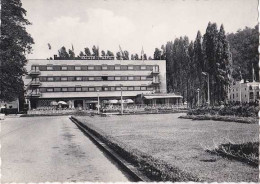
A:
[228, 80, 260, 103]
[24, 59, 167, 109]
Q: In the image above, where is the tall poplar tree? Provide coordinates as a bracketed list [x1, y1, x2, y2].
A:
[0, 0, 34, 101]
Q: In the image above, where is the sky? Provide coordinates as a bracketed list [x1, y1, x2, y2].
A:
[22, 0, 258, 59]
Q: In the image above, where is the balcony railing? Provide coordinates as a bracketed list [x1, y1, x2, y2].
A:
[26, 92, 41, 97]
[151, 70, 160, 75]
[28, 70, 41, 76]
[30, 81, 41, 87]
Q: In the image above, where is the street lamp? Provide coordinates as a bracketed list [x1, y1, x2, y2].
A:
[97, 90, 100, 114]
[202, 72, 210, 106]
[120, 86, 123, 115]
[197, 88, 200, 107]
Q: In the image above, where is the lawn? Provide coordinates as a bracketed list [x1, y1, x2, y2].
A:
[75, 113, 259, 182]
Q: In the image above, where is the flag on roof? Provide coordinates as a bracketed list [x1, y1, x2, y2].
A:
[47, 43, 51, 50]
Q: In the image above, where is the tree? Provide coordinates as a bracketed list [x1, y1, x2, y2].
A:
[123, 51, 129, 60]
[106, 50, 114, 57]
[92, 45, 99, 56]
[131, 54, 134, 60]
[101, 50, 106, 56]
[84, 47, 91, 56]
[0, 0, 34, 101]
[79, 51, 84, 56]
[68, 49, 75, 59]
[227, 25, 259, 82]
[58, 46, 69, 58]
[116, 52, 122, 60]
[134, 54, 139, 60]
[143, 54, 147, 60]
[153, 48, 162, 60]
[148, 56, 153, 60]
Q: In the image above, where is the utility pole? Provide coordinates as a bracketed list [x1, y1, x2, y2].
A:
[120, 86, 123, 115]
[97, 90, 100, 114]
[197, 88, 200, 107]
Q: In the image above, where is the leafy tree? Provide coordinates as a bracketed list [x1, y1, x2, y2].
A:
[106, 50, 114, 56]
[1, 0, 34, 102]
[153, 48, 162, 60]
[116, 52, 122, 60]
[58, 46, 69, 58]
[123, 51, 129, 60]
[134, 54, 139, 60]
[84, 47, 91, 56]
[227, 25, 259, 82]
[92, 45, 99, 56]
[131, 54, 134, 60]
[68, 49, 75, 59]
[148, 56, 153, 60]
[143, 54, 147, 60]
[101, 50, 106, 56]
[79, 51, 84, 56]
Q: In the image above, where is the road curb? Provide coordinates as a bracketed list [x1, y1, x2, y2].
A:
[69, 116, 151, 182]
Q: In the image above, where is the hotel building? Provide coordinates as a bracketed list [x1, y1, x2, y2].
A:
[24, 56, 183, 109]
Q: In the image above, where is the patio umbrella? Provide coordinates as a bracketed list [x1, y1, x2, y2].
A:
[109, 99, 118, 104]
[125, 99, 134, 103]
[58, 101, 67, 105]
[50, 101, 58, 106]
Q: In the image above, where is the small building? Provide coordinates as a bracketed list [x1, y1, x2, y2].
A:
[228, 80, 260, 103]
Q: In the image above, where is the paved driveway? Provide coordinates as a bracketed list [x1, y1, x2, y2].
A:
[1, 116, 130, 183]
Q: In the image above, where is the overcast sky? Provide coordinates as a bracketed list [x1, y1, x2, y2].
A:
[22, 0, 258, 59]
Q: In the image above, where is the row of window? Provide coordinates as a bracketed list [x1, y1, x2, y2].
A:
[39, 76, 153, 82]
[32, 65, 159, 71]
[39, 86, 154, 93]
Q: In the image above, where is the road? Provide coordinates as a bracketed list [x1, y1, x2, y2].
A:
[0, 116, 131, 183]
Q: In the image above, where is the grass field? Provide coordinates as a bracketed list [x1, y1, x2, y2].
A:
[76, 113, 259, 182]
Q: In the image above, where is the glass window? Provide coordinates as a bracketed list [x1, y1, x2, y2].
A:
[146, 66, 153, 70]
[141, 66, 146, 70]
[47, 77, 54, 81]
[68, 66, 75, 70]
[128, 76, 134, 80]
[116, 87, 121, 91]
[54, 77, 60, 81]
[61, 77, 67, 81]
[134, 76, 141, 80]
[40, 77, 47, 81]
[122, 87, 127, 91]
[89, 87, 95, 91]
[39, 66, 47, 71]
[102, 66, 108, 70]
[95, 77, 102, 81]
[47, 88, 53, 92]
[102, 87, 109, 91]
[82, 87, 88, 91]
[54, 88, 61, 92]
[89, 77, 95, 81]
[141, 86, 146, 90]
[110, 87, 115, 91]
[96, 87, 102, 91]
[83, 77, 88, 81]
[75, 66, 81, 70]
[40, 88, 46, 92]
[95, 66, 102, 70]
[121, 65, 127, 70]
[68, 87, 75, 92]
[76, 77, 82, 81]
[128, 87, 134, 90]
[141, 76, 147, 80]
[88, 66, 94, 70]
[115, 66, 121, 70]
[147, 87, 154, 91]
[62, 88, 68, 92]
[134, 66, 140, 70]
[76, 87, 82, 92]
[108, 66, 115, 70]
[115, 76, 121, 81]
[128, 66, 134, 70]
[121, 76, 127, 80]
[68, 77, 75, 81]
[134, 86, 141, 90]
[107, 76, 114, 81]
[47, 66, 53, 70]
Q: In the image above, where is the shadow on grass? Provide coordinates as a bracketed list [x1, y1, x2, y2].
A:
[207, 142, 259, 167]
